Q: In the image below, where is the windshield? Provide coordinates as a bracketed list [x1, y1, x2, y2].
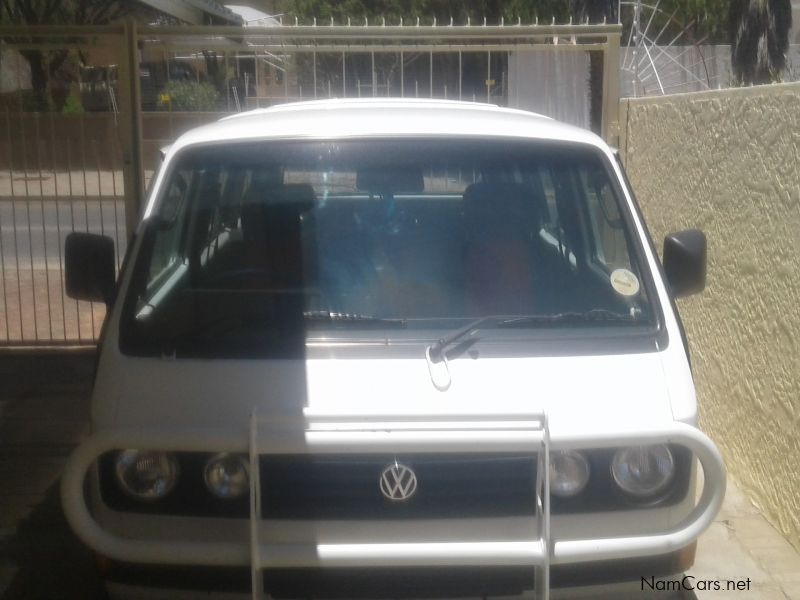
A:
[120, 139, 656, 358]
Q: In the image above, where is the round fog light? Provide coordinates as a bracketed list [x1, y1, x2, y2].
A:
[204, 453, 250, 499]
[611, 445, 675, 498]
[115, 450, 179, 500]
[549, 450, 590, 497]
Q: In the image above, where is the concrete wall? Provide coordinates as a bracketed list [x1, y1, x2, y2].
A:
[619, 82, 800, 551]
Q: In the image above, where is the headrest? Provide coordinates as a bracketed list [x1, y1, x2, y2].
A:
[462, 182, 543, 238]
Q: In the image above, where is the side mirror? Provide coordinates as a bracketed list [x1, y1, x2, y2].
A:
[663, 229, 706, 298]
[65, 232, 116, 305]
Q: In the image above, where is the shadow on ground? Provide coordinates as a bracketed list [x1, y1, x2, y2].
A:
[0, 350, 104, 599]
[1, 483, 105, 599]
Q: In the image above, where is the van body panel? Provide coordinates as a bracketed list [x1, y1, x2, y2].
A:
[94, 350, 681, 437]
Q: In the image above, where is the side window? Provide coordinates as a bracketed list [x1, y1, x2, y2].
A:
[147, 170, 191, 288]
[580, 168, 630, 272]
[191, 168, 225, 256]
[538, 166, 559, 234]
[198, 169, 237, 264]
[536, 166, 577, 270]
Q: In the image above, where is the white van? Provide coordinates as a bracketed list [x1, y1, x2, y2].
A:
[61, 99, 725, 600]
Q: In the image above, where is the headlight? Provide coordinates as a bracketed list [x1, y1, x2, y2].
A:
[549, 450, 590, 497]
[115, 450, 179, 500]
[611, 445, 675, 498]
[204, 453, 250, 499]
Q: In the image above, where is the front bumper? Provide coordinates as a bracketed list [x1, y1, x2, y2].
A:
[62, 411, 725, 599]
[101, 545, 696, 598]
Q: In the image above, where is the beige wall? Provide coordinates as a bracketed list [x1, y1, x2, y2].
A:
[619, 83, 800, 551]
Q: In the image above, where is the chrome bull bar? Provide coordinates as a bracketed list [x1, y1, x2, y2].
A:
[60, 412, 725, 600]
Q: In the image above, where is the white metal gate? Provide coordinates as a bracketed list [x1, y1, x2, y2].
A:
[0, 20, 620, 345]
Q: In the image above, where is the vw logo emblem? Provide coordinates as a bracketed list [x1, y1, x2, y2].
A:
[379, 463, 418, 501]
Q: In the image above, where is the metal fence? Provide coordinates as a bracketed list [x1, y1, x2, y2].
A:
[0, 20, 621, 345]
[0, 111, 126, 343]
[0, 24, 139, 345]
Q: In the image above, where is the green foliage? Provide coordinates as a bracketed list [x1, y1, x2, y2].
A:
[729, 0, 792, 84]
[279, 0, 728, 41]
[611, 0, 730, 46]
[277, 0, 569, 24]
[1, 0, 129, 111]
[0, 0, 128, 26]
[158, 80, 220, 111]
[677, 0, 730, 42]
[640, 0, 730, 44]
[61, 86, 85, 114]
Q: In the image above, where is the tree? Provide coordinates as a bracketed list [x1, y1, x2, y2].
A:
[729, 0, 792, 85]
[278, 0, 567, 25]
[673, 0, 730, 44]
[0, 0, 130, 110]
[277, 0, 569, 104]
[625, 0, 730, 46]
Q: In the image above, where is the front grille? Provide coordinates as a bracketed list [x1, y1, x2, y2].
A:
[99, 446, 690, 517]
[260, 454, 537, 519]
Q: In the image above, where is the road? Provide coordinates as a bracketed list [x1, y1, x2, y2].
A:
[0, 198, 127, 270]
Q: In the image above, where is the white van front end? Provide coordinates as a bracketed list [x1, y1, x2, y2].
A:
[61, 100, 725, 599]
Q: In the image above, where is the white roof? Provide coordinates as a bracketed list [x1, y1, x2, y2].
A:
[224, 4, 280, 26]
[140, 0, 242, 24]
[171, 98, 606, 152]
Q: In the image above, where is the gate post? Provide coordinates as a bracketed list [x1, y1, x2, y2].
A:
[117, 18, 145, 238]
[601, 30, 621, 146]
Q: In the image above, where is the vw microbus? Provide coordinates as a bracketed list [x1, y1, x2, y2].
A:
[61, 99, 725, 599]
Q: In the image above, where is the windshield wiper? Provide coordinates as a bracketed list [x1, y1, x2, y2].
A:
[426, 309, 635, 361]
[303, 310, 407, 327]
[426, 315, 509, 362]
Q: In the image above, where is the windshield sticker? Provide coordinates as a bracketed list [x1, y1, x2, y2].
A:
[610, 268, 640, 297]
